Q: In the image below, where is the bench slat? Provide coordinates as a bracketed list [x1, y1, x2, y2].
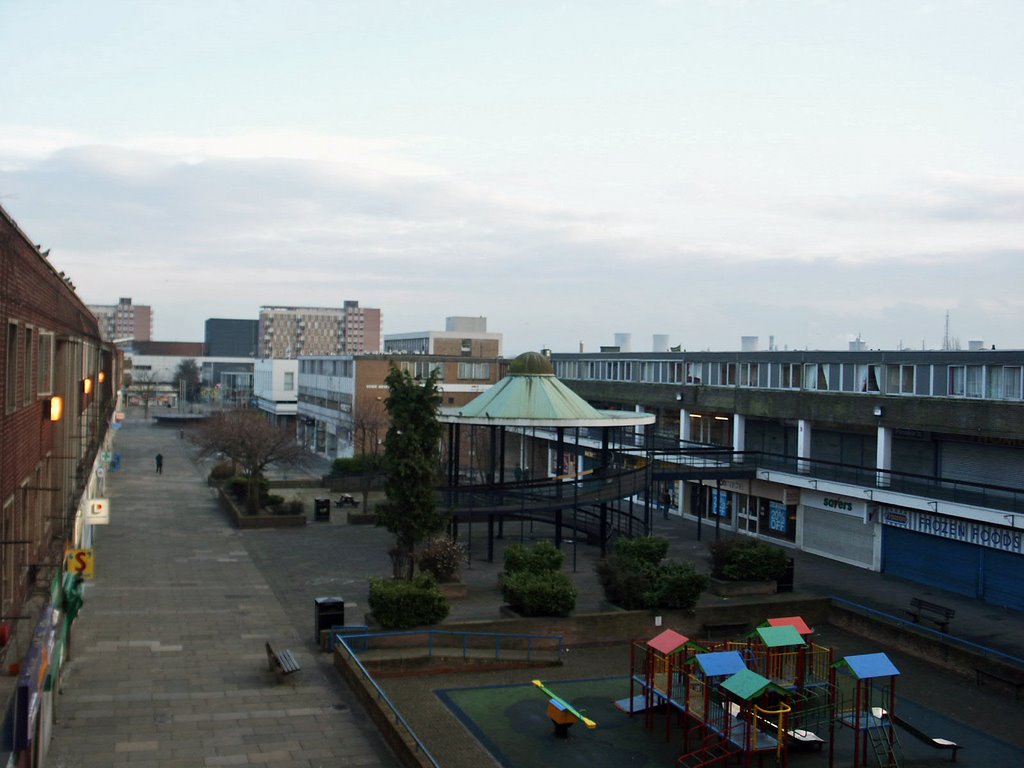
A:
[266, 642, 301, 677]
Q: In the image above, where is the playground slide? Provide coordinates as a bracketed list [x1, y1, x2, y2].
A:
[889, 712, 960, 761]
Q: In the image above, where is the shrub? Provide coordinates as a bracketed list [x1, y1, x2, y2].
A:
[208, 461, 235, 483]
[227, 475, 269, 504]
[283, 498, 305, 516]
[645, 562, 707, 611]
[418, 536, 466, 582]
[502, 570, 577, 617]
[503, 541, 564, 574]
[612, 536, 669, 566]
[265, 494, 285, 510]
[368, 574, 449, 629]
[708, 538, 789, 582]
[595, 535, 705, 613]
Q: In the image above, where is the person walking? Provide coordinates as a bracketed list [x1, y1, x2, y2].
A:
[155, 453, 163, 474]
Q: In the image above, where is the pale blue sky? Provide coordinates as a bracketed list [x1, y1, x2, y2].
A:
[2, 1, 1022, 353]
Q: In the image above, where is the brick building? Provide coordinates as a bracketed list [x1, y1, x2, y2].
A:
[88, 296, 152, 342]
[1, 204, 117, 763]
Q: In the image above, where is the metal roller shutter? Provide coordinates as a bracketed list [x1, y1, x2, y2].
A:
[801, 507, 874, 568]
[981, 549, 1024, 612]
[883, 526, 980, 597]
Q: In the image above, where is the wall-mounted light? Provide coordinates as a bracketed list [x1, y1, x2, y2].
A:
[690, 413, 702, 419]
[675, 393, 682, 401]
[82, 377, 93, 395]
[98, 371, 106, 384]
[873, 405, 883, 417]
[48, 396, 64, 422]
[714, 416, 729, 421]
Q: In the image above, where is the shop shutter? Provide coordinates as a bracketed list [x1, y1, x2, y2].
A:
[981, 549, 1024, 612]
[802, 507, 874, 568]
[882, 526, 980, 597]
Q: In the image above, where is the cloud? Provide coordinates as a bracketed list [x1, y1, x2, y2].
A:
[1, 130, 1022, 354]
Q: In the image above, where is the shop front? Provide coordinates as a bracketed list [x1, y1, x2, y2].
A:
[882, 507, 1024, 611]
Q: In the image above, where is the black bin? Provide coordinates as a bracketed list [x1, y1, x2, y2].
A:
[776, 558, 795, 593]
[314, 497, 330, 522]
[314, 596, 345, 642]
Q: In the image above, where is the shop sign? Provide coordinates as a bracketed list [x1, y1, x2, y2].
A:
[882, 507, 1023, 554]
[802, 490, 870, 520]
[65, 549, 95, 579]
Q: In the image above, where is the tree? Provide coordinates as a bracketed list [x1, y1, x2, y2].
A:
[194, 410, 309, 513]
[131, 369, 159, 419]
[174, 358, 201, 402]
[376, 363, 445, 579]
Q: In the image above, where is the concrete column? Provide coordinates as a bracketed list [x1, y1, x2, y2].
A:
[732, 414, 745, 459]
[679, 408, 691, 443]
[635, 404, 645, 440]
[797, 419, 812, 473]
[876, 425, 893, 488]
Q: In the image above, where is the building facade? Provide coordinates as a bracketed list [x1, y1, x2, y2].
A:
[1, 205, 117, 765]
[88, 296, 152, 343]
[204, 318, 258, 358]
[551, 347, 1024, 611]
[258, 301, 382, 359]
[384, 316, 503, 358]
[296, 353, 506, 460]
[253, 358, 298, 428]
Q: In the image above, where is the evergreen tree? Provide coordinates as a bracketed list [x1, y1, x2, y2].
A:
[376, 363, 445, 579]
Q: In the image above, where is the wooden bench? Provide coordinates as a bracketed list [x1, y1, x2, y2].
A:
[905, 597, 955, 632]
[265, 641, 301, 682]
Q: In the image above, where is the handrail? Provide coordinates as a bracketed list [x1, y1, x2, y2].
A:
[335, 628, 565, 661]
[334, 637, 441, 768]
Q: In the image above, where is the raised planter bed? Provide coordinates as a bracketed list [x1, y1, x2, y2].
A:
[708, 577, 777, 597]
[216, 488, 306, 529]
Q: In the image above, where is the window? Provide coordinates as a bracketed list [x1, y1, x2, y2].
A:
[283, 372, 294, 390]
[719, 363, 736, 386]
[685, 362, 702, 384]
[457, 362, 490, 380]
[803, 364, 827, 390]
[6, 322, 17, 412]
[37, 332, 53, 395]
[886, 364, 914, 394]
[856, 364, 881, 392]
[22, 327, 33, 404]
[781, 363, 800, 389]
[739, 363, 759, 387]
[948, 366, 965, 396]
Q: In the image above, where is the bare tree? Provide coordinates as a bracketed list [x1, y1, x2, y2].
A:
[130, 369, 160, 419]
[194, 410, 310, 513]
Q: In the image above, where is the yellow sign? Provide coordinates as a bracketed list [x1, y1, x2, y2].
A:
[66, 549, 95, 579]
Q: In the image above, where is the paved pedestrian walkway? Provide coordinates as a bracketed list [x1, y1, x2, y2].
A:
[49, 412, 400, 768]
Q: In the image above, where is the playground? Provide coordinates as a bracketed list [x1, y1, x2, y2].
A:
[382, 616, 1024, 767]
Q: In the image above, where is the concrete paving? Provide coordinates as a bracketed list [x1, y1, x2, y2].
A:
[47, 408, 1024, 767]
[48, 411, 399, 768]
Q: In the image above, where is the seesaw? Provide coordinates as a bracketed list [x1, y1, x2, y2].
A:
[532, 679, 597, 737]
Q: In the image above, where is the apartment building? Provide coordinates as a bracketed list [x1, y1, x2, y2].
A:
[88, 296, 152, 343]
[258, 301, 382, 359]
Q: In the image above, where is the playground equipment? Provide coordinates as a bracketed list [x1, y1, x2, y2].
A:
[532, 679, 596, 737]
[830, 653, 902, 768]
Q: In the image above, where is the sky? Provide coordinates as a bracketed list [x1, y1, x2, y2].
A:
[2, 0, 1022, 356]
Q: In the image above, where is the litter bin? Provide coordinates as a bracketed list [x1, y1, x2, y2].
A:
[314, 497, 330, 522]
[777, 558, 795, 593]
[314, 597, 345, 642]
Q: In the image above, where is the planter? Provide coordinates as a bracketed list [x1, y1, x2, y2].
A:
[709, 577, 777, 597]
[216, 488, 306, 529]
